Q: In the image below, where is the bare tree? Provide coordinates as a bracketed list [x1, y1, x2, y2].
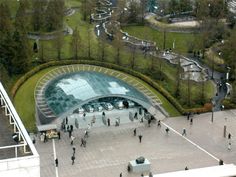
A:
[130, 45, 136, 69]
[54, 32, 64, 60]
[71, 27, 81, 60]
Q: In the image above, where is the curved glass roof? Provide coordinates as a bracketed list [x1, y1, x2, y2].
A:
[45, 71, 150, 115]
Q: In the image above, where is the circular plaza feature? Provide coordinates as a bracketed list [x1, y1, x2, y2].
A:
[35, 65, 163, 124]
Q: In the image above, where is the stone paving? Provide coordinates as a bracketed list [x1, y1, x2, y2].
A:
[33, 109, 236, 177]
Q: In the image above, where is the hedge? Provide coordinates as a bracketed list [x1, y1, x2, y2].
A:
[12, 59, 210, 115]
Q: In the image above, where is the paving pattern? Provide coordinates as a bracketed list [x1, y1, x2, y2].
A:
[33, 109, 236, 177]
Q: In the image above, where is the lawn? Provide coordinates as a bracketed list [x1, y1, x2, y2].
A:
[122, 26, 200, 54]
[14, 65, 181, 132]
[14, 67, 57, 132]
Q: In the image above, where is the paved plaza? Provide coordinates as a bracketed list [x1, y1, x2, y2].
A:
[35, 109, 236, 177]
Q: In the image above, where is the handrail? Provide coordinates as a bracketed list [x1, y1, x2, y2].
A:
[0, 82, 39, 157]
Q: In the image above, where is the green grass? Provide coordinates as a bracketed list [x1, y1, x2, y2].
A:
[13, 65, 181, 132]
[14, 67, 57, 132]
[122, 26, 200, 54]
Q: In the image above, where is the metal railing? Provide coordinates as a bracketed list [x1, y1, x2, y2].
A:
[0, 82, 38, 159]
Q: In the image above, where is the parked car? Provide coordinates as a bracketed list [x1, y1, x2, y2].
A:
[102, 102, 113, 110]
[93, 103, 103, 112]
[73, 107, 85, 114]
[84, 104, 94, 112]
[114, 100, 124, 109]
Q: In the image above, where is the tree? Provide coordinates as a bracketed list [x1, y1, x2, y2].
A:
[0, 2, 13, 34]
[179, 0, 192, 12]
[45, 0, 65, 32]
[87, 26, 92, 58]
[113, 31, 123, 65]
[32, 0, 46, 31]
[175, 56, 182, 97]
[11, 30, 31, 74]
[54, 32, 64, 60]
[130, 45, 136, 69]
[15, 0, 30, 33]
[168, 0, 179, 14]
[81, 0, 93, 22]
[128, 0, 140, 23]
[39, 40, 45, 63]
[97, 33, 107, 62]
[71, 27, 81, 60]
[140, 0, 147, 24]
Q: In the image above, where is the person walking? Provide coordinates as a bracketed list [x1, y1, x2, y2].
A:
[120, 172, 122, 177]
[165, 127, 169, 134]
[182, 128, 186, 136]
[228, 142, 231, 150]
[55, 158, 58, 167]
[65, 117, 68, 125]
[70, 125, 74, 132]
[185, 166, 189, 170]
[148, 119, 151, 127]
[228, 133, 231, 140]
[133, 128, 136, 136]
[190, 118, 193, 125]
[107, 118, 111, 126]
[57, 131, 61, 140]
[149, 172, 153, 177]
[138, 134, 143, 143]
[71, 155, 75, 165]
[68, 130, 72, 138]
[102, 111, 105, 117]
[157, 120, 161, 127]
[71, 135, 75, 145]
[72, 147, 76, 155]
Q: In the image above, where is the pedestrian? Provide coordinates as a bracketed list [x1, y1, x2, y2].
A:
[134, 112, 138, 119]
[73, 147, 76, 154]
[71, 135, 75, 145]
[138, 134, 142, 143]
[65, 117, 68, 125]
[43, 132, 47, 143]
[120, 172, 122, 177]
[157, 120, 161, 127]
[70, 125, 73, 132]
[133, 128, 136, 136]
[55, 158, 58, 167]
[141, 173, 144, 177]
[57, 131, 61, 140]
[68, 130, 72, 138]
[148, 119, 151, 127]
[228, 133, 231, 140]
[187, 113, 190, 120]
[62, 123, 66, 132]
[83, 139, 87, 147]
[71, 155, 75, 165]
[102, 111, 105, 117]
[165, 127, 169, 134]
[107, 118, 110, 126]
[190, 118, 193, 125]
[84, 130, 88, 138]
[185, 166, 188, 170]
[149, 172, 153, 177]
[182, 128, 186, 136]
[80, 138, 84, 147]
[228, 142, 231, 150]
[67, 125, 70, 132]
[83, 113, 86, 120]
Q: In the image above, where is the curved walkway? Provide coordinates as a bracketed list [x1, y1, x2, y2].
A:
[35, 64, 166, 121]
